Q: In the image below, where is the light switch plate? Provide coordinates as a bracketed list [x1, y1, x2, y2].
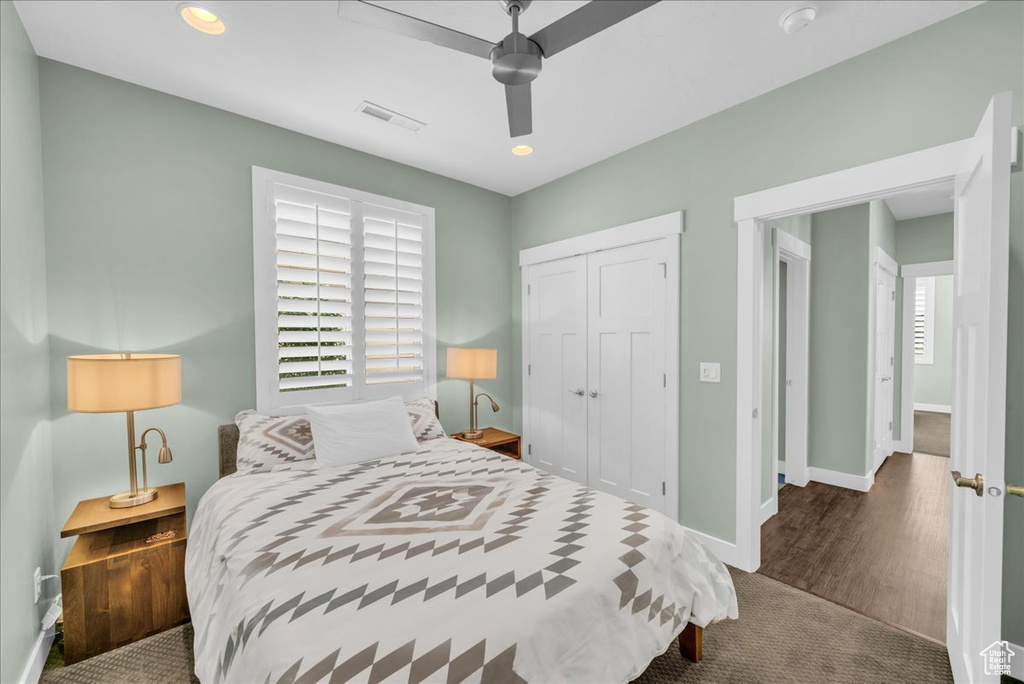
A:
[700, 362, 721, 383]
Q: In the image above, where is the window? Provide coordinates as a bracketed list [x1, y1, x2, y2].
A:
[252, 167, 435, 411]
[914, 276, 935, 365]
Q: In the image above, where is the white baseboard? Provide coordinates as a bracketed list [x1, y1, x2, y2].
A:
[18, 625, 53, 684]
[683, 527, 740, 568]
[759, 496, 778, 525]
[1011, 641, 1024, 680]
[778, 459, 786, 475]
[891, 439, 912, 454]
[914, 403, 951, 414]
[807, 466, 875, 492]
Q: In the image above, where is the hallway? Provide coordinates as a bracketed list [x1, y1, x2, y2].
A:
[759, 452, 949, 641]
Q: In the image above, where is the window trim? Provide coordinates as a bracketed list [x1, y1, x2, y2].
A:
[914, 275, 935, 366]
[252, 166, 436, 413]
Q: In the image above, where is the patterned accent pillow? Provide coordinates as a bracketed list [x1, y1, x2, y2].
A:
[405, 397, 446, 442]
[235, 410, 316, 472]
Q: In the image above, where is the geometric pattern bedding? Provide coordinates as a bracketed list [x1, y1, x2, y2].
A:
[234, 398, 446, 472]
[185, 438, 738, 684]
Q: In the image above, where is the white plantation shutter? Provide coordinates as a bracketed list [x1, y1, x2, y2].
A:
[914, 276, 935, 365]
[273, 189, 354, 392]
[363, 203, 426, 385]
[253, 168, 435, 411]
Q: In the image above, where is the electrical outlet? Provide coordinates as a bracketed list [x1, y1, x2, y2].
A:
[33, 567, 42, 604]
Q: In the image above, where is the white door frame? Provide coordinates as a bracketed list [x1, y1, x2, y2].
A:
[520, 212, 683, 522]
[870, 247, 899, 472]
[733, 137, 977, 573]
[896, 259, 954, 454]
[763, 229, 812, 523]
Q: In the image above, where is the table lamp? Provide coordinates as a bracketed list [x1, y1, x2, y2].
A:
[446, 347, 498, 439]
[67, 352, 181, 508]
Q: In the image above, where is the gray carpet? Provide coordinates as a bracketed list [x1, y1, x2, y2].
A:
[914, 410, 951, 457]
[41, 567, 953, 684]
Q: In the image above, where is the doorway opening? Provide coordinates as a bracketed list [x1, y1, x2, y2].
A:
[757, 193, 956, 643]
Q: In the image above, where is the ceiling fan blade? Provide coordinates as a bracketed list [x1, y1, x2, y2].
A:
[505, 83, 533, 138]
[338, 1, 494, 60]
[530, 0, 660, 58]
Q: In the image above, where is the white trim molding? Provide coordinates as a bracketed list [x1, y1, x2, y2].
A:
[875, 246, 899, 276]
[915, 403, 952, 414]
[1011, 641, 1024, 681]
[759, 496, 778, 525]
[902, 260, 955, 278]
[18, 626, 54, 684]
[518, 211, 683, 267]
[807, 467, 875, 493]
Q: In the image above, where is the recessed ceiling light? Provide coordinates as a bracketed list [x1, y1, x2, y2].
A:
[779, 5, 817, 34]
[512, 144, 533, 156]
[178, 3, 226, 35]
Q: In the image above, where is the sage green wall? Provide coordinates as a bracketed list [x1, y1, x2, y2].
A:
[37, 60, 514, 556]
[508, 1, 1022, 643]
[867, 200, 898, 456]
[915, 275, 954, 407]
[808, 205, 871, 477]
[0, 3, 57, 681]
[892, 212, 955, 437]
[896, 213, 955, 265]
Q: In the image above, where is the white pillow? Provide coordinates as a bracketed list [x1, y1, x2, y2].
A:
[306, 396, 419, 467]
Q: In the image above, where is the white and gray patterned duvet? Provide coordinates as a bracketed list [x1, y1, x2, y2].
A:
[186, 437, 738, 684]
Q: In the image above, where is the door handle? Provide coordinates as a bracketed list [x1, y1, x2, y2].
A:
[589, 390, 599, 398]
[568, 388, 584, 396]
[951, 470, 984, 497]
[1008, 484, 1024, 498]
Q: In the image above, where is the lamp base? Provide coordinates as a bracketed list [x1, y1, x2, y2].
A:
[109, 488, 158, 509]
[461, 429, 484, 440]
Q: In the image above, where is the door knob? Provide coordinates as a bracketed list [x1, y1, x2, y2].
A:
[951, 470, 984, 497]
[589, 390, 599, 398]
[568, 388, 584, 396]
[1008, 484, 1024, 498]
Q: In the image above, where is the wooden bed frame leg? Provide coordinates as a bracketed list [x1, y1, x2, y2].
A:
[679, 623, 703, 662]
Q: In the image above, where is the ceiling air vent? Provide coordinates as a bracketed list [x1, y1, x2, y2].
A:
[356, 101, 425, 132]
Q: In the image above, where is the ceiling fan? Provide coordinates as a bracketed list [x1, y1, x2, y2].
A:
[338, 0, 661, 138]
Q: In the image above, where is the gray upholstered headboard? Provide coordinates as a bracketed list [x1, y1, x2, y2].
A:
[217, 399, 439, 479]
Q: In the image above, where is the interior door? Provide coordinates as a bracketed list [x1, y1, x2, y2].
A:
[873, 266, 896, 469]
[586, 240, 668, 513]
[947, 93, 1010, 684]
[527, 256, 588, 484]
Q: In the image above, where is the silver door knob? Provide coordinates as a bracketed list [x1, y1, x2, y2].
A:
[589, 389, 599, 398]
[568, 388, 584, 396]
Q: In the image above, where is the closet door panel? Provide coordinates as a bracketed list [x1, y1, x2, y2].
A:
[527, 256, 588, 483]
[586, 241, 667, 513]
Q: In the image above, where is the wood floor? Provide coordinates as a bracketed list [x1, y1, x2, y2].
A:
[760, 451, 949, 642]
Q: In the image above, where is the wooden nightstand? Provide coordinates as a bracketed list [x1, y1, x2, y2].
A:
[452, 427, 521, 459]
[60, 483, 190, 663]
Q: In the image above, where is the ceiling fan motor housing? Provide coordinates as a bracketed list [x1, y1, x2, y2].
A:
[491, 33, 542, 85]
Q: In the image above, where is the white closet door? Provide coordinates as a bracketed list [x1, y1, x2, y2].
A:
[586, 241, 668, 513]
[527, 256, 588, 483]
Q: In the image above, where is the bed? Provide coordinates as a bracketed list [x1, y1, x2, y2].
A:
[186, 408, 737, 683]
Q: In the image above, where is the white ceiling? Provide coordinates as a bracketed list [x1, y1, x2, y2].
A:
[885, 183, 954, 221]
[15, 0, 980, 196]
